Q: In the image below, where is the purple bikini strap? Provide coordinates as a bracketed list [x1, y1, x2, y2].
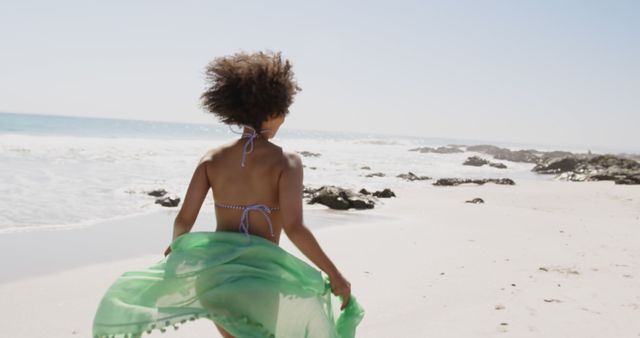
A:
[239, 204, 275, 238]
[229, 124, 271, 167]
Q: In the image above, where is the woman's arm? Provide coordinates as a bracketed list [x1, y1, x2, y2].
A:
[278, 152, 351, 309]
[164, 153, 212, 256]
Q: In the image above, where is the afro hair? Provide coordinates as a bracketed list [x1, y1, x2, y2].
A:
[200, 50, 301, 130]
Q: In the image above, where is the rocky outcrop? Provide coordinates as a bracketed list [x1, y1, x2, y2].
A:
[433, 178, 516, 186]
[155, 195, 181, 207]
[612, 175, 640, 185]
[396, 172, 431, 181]
[531, 157, 582, 174]
[618, 153, 640, 162]
[359, 188, 396, 198]
[409, 146, 463, 154]
[465, 144, 580, 164]
[466, 145, 550, 164]
[412, 142, 640, 184]
[532, 155, 640, 184]
[463, 156, 489, 166]
[365, 172, 386, 178]
[297, 151, 321, 157]
[437, 143, 639, 168]
[141, 188, 180, 207]
[463, 156, 507, 169]
[306, 185, 377, 210]
[146, 189, 167, 197]
[373, 188, 396, 198]
[302, 186, 316, 199]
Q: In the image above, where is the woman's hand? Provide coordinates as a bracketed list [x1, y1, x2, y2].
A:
[163, 245, 172, 257]
[329, 271, 351, 310]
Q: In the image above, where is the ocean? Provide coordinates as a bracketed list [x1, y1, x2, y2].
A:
[1, 112, 558, 234]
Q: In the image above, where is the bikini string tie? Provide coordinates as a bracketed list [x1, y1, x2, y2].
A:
[229, 125, 271, 167]
[238, 204, 276, 239]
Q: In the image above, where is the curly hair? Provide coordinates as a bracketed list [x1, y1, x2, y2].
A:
[200, 50, 301, 130]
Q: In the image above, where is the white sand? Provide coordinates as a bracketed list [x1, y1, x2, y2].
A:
[1, 179, 639, 337]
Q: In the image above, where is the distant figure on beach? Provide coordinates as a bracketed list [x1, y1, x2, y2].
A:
[92, 51, 364, 338]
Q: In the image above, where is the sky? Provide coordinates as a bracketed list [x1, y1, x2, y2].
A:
[1, 0, 638, 152]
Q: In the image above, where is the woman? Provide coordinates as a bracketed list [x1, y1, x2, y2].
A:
[92, 51, 364, 338]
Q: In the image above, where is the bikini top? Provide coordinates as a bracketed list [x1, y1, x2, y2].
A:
[214, 125, 279, 239]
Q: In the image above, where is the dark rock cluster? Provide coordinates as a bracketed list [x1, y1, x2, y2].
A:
[147, 189, 168, 197]
[463, 156, 507, 169]
[396, 172, 431, 181]
[414, 143, 640, 185]
[307, 186, 375, 210]
[532, 155, 640, 184]
[360, 188, 397, 198]
[155, 195, 181, 207]
[433, 178, 516, 186]
[465, 145, 564, 164]
[409, 143, 560, 162]
[490, 163, 507, 169]
[146, 189, 181, 207]
[297, 151, 321, 157]
[303, 185, 397, 210]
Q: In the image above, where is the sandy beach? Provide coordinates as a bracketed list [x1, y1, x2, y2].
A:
[1, 178, 638, 337]
[3, 0, 639, 336]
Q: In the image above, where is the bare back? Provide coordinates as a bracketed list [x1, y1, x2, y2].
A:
[204, 137, 288, 243]
[172, 126, 349, 316]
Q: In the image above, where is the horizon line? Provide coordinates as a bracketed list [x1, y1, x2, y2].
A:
[1, 110, 637, 155]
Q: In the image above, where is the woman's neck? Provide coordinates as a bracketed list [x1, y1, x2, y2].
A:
[242, 126, 273, 140]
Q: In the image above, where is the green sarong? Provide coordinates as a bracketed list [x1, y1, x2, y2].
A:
[92, 231, 365, 337]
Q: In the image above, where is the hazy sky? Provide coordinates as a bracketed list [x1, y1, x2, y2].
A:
[1, 1, 638, 151]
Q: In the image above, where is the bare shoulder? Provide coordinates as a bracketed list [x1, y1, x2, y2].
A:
[281, 150, 303, 169]
[197, 145, 230, 167]
[198, 148, 218, 164]
[201, 137, 242, 159]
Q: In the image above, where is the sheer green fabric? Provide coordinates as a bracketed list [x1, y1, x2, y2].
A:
[92, 231, 365, 338]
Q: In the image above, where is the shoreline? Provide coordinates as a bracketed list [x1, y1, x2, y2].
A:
[0, 200, 396, 284]
[3, 123, 638, 235]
